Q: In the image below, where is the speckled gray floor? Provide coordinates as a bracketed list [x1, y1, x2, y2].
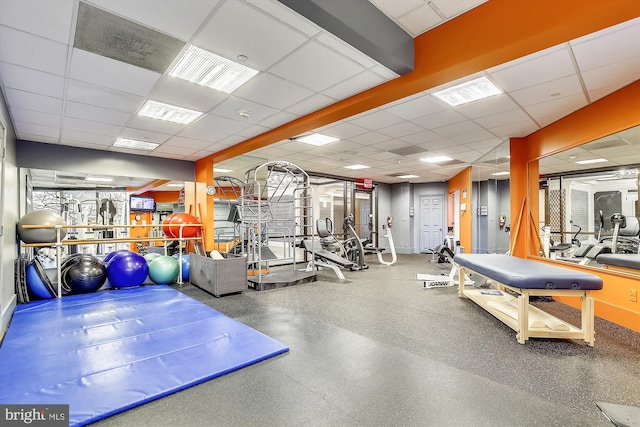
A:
[90, 254, 639, 427]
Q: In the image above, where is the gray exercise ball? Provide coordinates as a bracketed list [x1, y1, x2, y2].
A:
[17, 210, 68, 244]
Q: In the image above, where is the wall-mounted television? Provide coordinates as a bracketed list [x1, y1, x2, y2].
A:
[130, 195, 155, 212]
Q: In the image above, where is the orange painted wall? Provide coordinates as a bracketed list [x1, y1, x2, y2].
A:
[448, 167, 472, 254]
[510, 81, 640, 333]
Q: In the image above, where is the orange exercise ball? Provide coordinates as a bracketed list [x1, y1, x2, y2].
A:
[161, 213, 178, 237]
[164, 213, 200, 238]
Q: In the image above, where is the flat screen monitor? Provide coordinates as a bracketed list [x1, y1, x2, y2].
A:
[130, 195, 155, 212]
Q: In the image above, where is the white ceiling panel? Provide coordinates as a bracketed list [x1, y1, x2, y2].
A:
[285, 93, 336, 116]
[269, 40, 366, 92]
[87, 0, 219, 41]
[119, 127, 171, 144]
[147, 76, 229, 113]
[193, 0, 307, 71]
[349, 109, 406, 131]
[0, 26, 68, 75]
[432, 0, 487, 18]
[489, 48, 576, 92]
[412, 109, 467, 129]
[377, 121, 426, 138]
[524, 93, 589, 127]
[68, 49, 161, 97]
[10, 107, 62, 128]
[233, 72, 314, 110]
[386, 94, 447, 120]
[14, 121, 60, 139]
[581, 57, 640, 93]
[209, 97, 280, 125]
[510, 75, 584, 107]
[62, 116, 122, 136]
[125, 116, 187, 135]
[164, 136, 214, 150]
[4, 88, 63, 114]
[397, 3, 442, 36]
[571, 18, 640, 71]
[0, 0, 74, 44]
[0, 62, 65, 98]
[64, 101, 132, 126]
[61, 129, 118, 146]
[323, 70, 387, 101]
[65, 80, 145, 113]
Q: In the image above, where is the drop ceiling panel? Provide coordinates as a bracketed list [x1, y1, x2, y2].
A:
[64, 101, 132, 126]
[510, 75, 584, 107]
[571, 18, 640, 71]
[490, 47, 576, 92]
[88, 0, 219, 41]
[323, 70, 387, 101]
[69, 49, 161, 97]
[432, 0, 487, 18]
[119, 127, 171, 144]
[164, 136, 214, 150]
[125, 116, 187, 135]
[400, 129, 442, 145]
[209, 97, 280, 125]
[397, 3, 442, 36]
[65, 80, 145, 113]
[0, 26, 68, 75]
[0, 0, 74, 44]
[349, 109, 406, 131]
[194, 0, 308, 70]
[4, 88, 63, 115]
[258, 111, 299, 129]
[179, 114, 247, 139]
[147, 76, 228, 113]
[370, 0, 424, 19]
[62, 116, 122, 137]
[385, 94, 447, 120]
[285, 93, 336, 116]
[319, 122, 369, 139]
[454, 94, 518, 119]
[10, 107, 62, 128]
[412, 109, 467, 129]
[14, 121, 60, 139]
[0, 62, 65, 98]
[269, 40, 366, 92]
[524, 93, 588, 126]
[61, 129, 115, 146]
[232, 72, 314, 110]
[349, 131, 393, 145]
[377, 121, 425, 138]
[581, 58, 640, 93]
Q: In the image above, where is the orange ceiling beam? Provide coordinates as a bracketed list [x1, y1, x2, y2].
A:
[196, 0, 640, 168]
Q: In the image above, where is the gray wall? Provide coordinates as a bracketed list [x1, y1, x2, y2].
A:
[17, 140, 195, 183]
[1, 87, 18, 337]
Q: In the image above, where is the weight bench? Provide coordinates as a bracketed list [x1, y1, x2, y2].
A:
[454, 254, 603, 345]
[596, 253, 640, 275]
[302, 239, 355, 280]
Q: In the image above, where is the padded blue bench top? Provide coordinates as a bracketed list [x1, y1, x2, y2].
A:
[596, 253, 640, 270]
[454, 254, 603, 290]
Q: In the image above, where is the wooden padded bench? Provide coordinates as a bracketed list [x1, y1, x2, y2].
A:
[454, 254, 603, 345]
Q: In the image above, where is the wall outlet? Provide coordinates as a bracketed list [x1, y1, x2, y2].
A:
[631, 289, 638, 303]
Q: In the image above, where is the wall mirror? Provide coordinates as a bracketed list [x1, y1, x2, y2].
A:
[532, 125, 640, 269]
[471, 139, 511, 254]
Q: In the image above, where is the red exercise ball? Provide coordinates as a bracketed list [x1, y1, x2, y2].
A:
[161, 213, 178, 237]
[166, 213, 200, 238]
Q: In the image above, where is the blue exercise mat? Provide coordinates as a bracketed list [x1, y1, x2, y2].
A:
[0, 285, 289, 426]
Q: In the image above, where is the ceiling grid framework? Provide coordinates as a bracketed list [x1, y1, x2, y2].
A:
[0, 0, 637, 188]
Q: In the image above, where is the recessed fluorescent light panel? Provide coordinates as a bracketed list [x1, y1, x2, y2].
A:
[420, 155, 453, 163]
[397, 174, 419, 179]
[213, 168, 232, 173]
[296, 133, 339, 146]
[344, 164, 370, 170]
[138, 100, 203, 124]
[433, 76, 502, 106]
[113, 138, 159, 151]
[490, 171, 510, 176]
[575, 158, 608, 165]
[169, 45, 259, 93]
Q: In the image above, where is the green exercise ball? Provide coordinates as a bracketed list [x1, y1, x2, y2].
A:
[148, 255, 180, 284]
[143, 253, 162, 263]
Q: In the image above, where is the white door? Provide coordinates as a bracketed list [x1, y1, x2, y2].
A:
[420, 195, 444, 252]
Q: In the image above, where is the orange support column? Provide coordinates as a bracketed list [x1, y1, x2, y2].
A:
[195, 157, 215, 251]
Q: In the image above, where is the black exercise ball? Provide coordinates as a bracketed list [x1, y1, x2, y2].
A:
[17, 210, 67, 244]
[60, 254, 107, 294]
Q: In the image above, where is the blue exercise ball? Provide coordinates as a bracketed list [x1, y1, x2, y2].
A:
[26, 262, 56, 299]
[61, 254, 107, 294]
[107, 251, 148, 288]
[104, 249, 131, 264]
[180, 254, 190, 281]
[148, 255, 179, 284]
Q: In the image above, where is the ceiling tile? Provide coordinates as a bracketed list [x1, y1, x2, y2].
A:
[581, 57, 640, 94]
[385, 94, 447, 120]
[14, 121, 60, 139]
[10, 107, 62, 128]
[510, 75, 584, 107]
[269, 40, 366, 92]
[489, 47, 576, 92]
[60, 129, 115, 146]
[377, 121, 425, 138]
[0, 26, 68, 75]
[163, 136, 213, 150]
[88, 0, 219, 40]
[0, 62, 65, 98]
[319, 122, 369, 140]
[68, 48, 161, 97]
[209, 97, 280, 125]
[397, 3, 442, 36]
[349, 109, 405, 131]
[66, 79, 145, 113]
[524, 93, 588, 127]
[146, 76, 228, 113]
[370, 0, 424, 19]
[246, 0, 320, 38]
[454, 94, 518, 119]
[571, 18, 640, 71]
[412, 109, 467, 129]
[0, 0, 74, 44]
[62, 116, 122, 136]
[4, 88, 63, 114]
[233, 72, 314, 110]
[194, 0, 308, 70]
[323, 70, 387, 101]
[125, 115, 187, 135]
[285, 93, 336, 116]
[64, 101, 132, 126]
[119, 127, 171, 144]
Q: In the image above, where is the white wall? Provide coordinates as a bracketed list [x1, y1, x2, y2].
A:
[0, 87, 18, 337]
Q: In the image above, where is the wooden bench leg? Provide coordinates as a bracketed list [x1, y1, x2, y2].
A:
[582, 291, 595, 346]
[516, 290, 529, 344]
[458, 266, 465, 297]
